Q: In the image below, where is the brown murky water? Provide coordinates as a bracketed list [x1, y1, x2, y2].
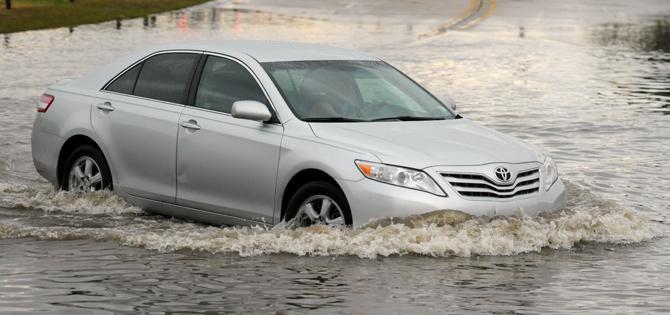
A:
[0, 0, 669, 313]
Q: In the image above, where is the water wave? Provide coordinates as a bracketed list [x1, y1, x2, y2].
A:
[0, 182, 662, 258]
[0, 182, 141, 215]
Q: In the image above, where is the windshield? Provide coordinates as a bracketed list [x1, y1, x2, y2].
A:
[262, 60, 456, 122]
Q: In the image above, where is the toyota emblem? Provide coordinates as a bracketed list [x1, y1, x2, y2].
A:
[494, 167, 512, 182]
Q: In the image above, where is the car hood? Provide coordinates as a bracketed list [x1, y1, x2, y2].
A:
[309, 118, 543, 169]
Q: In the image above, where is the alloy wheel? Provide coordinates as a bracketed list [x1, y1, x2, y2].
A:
[67, 156, 103, 193]
[293, 195, 346, 227]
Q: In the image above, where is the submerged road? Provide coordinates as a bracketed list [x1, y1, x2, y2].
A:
[0, 0, 669, 313]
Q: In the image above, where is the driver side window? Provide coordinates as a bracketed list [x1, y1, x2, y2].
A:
[194, 56, 269, 114]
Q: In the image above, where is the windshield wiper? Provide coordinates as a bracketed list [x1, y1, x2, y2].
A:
[370, 116, 447, 122]
[303, 117, 369, 122]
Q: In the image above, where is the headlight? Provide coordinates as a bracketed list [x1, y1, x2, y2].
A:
[542, 156, 559, 191]
[355, 160, 446, 196]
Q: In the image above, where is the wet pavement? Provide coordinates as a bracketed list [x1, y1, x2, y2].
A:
[0, 0, 669, 313]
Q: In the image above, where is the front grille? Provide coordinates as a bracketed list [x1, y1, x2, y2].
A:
[441, 169, 540, 199]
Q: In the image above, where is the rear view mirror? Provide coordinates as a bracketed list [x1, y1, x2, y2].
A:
[231, 100, 272, 122]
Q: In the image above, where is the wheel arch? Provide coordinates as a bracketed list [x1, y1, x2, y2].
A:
[57, 135, 109, 189]
[280, 168, 346, 221]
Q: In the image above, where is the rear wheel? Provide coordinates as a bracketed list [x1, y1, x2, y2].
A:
[285, 181, 352, 228]
[61, 145, 112, 192]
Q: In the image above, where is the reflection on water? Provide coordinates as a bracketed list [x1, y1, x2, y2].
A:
[0, 0, 669, 313]
[592, 18, 670, 52]
[591, 17, 670, 115]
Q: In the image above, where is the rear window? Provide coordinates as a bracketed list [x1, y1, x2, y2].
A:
[133, 53, 200, 104]
[105, 63, 142, 94]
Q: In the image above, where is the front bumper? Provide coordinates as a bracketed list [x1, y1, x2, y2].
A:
[340, 174, 566, 227]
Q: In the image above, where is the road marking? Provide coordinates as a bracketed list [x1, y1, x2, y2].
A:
[461, 0, 496, 30]
[418, 0, 497, 39]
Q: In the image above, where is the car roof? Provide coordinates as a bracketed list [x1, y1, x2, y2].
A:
[64, 40, 378, 92]
[157, 40, 379, 62]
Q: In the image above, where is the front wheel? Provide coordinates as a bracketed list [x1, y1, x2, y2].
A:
[285, 181, 352, 228]
[61, 145, 112, 192]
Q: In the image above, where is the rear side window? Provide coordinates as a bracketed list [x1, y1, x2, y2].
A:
[194, 56, 268, 113]
[106, 63, 142, 94]
[133, 53, 199, 104]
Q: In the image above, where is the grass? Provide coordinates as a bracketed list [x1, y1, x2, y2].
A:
[0, 0, 210, 34]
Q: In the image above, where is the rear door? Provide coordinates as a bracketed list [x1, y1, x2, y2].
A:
[176, 54, 283, 222]
[93, 52, 201, 203]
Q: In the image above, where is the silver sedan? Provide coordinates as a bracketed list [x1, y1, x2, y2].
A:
[31, 40, 566, 228]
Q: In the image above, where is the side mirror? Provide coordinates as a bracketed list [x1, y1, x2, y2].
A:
[231, 100, 272, 122]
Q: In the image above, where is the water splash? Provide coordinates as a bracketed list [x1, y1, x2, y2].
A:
[0, 182, 141, 215]
[0, 182, 662, 258]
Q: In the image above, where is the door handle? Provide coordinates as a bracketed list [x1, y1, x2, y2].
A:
[180, 120, 201, 131]
[96, 102, 115, 112]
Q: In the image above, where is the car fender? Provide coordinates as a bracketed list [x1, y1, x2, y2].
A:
[273, 120, 381, 222]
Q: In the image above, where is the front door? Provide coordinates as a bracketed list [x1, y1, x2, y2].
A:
[176, 55, 283, 223]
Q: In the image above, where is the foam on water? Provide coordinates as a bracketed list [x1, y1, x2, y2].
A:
[0, 182, 141, 215]
[0, 182, 662, 258]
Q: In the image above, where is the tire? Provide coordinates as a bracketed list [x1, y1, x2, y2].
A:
[61, 145, 112, 192]
[285, 181, 353, 227]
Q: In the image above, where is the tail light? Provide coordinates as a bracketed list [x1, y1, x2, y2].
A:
[37, 94, 54, 113]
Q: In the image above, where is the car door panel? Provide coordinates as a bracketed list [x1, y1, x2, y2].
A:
[176, 54, 283, 223]
[91, 51, 200, 203]
[177, 110, 283, 222]
[91, 95, 182, 203]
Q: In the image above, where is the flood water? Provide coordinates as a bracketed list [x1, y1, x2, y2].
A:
[1, 0, 669, 313]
